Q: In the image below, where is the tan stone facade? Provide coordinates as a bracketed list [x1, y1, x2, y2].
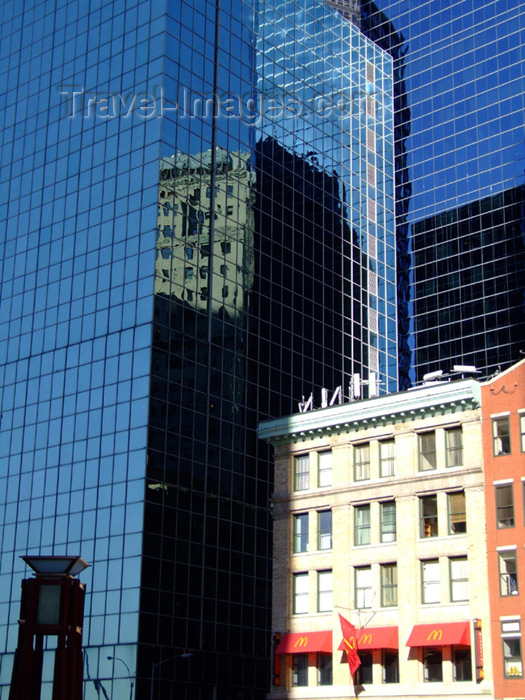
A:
[261, 380, 494, 700]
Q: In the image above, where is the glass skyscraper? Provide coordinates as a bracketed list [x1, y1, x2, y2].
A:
[361, 0, 525, 385]
[412, 185, 525, 377]
[0, 1, 395, 698]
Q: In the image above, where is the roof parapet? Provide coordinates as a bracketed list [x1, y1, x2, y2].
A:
[258, 379, 481, 444]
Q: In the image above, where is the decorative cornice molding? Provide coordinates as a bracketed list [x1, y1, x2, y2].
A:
[258, 380, 481, 445]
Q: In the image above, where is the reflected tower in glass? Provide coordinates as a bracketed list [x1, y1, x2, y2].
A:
[0, 1, 395, 698]
[362, 0, 525, 384]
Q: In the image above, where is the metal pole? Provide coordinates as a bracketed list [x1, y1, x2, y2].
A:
[149, 652, 193, 700]
[149, 661, 158, 700]
[107, 656, 134, 700]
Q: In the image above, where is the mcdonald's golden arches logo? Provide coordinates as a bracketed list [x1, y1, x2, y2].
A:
[358, 633, 373, 646]
[294, 636, 309, 648]
[343, 636, 356, 651]
[426, 629, 442, 642]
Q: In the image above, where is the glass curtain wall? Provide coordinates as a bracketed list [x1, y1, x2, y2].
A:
[0, 1, 164, 698]
[142, 1, 394, 698]
[362, 0, 525, 383]
[0, 0, 395, 698]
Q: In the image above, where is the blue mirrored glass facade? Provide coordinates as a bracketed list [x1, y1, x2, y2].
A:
[362, 0, 525, 384]
[0, 1, 395, 698]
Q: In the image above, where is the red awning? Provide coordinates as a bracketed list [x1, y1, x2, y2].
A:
[337, 626, 398, 651]
[406, 621, 470, 647]
[276, 631, 332, 654]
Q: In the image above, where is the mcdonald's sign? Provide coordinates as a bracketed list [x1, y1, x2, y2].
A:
[276, 631, 332, 654]
[426, 629, 443, 642]
[294, 636, 309, 648]
[473, 618, 484, 682]
[343, 636, 356, 651]
[339, 626, 399, 651]
[407, 621, 469, 647]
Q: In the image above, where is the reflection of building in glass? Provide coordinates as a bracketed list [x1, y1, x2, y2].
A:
[155, 149, 255, 315]
[323, 0, 361, 26]
[412, 186, 525, 382]
[0, 1, 395, 699]
[144, 4, 396, 696]
[360, 1, 411, 388]
[252, 138, 372, 415]
[255, 0, 397, 392]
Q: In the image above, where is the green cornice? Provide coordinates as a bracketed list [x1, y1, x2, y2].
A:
[258, 380, 481, 445]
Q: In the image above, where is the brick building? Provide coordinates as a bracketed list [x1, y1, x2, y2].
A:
[482, 359, 525, 698]
[259, 379, 492, 700]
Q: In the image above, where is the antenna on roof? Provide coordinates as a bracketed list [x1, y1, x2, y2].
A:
[451, 365, 479, 377]
[422, 369, 444, 384]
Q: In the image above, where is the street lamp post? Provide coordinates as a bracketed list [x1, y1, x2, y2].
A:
[9, 555, 89, 700]
[107, 655, 134, 700]
[149, 650, 193, 700]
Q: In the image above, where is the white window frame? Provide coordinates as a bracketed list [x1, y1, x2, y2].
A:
[318, 570, 333, 612]
[355, 565, 372, 609]
[318, 450, 333, 488]
[380, 439, 395, 477]
[446, 427, 463, 467]
[293, 513, 309, 553]
[502, 618, 523, 679]
[294, 454, 310, 491]
[495, 483, 515, 528]
[354, 443, 370, 481]
[421, 559, 440, 604]
[449, 556, 469, 602]
[355, 504, 371, 546]
[293, 573, 309, 614]
[498, 548, 518, 596]
[493, 415, 511, 456]
[419, 432, 437, 471]
[420, 494, 438, 538]
[381, 563, 398, 607]
[380, 500, 396, 542]
[318, 510, 332, 550]
[448, 491, 466, 535]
